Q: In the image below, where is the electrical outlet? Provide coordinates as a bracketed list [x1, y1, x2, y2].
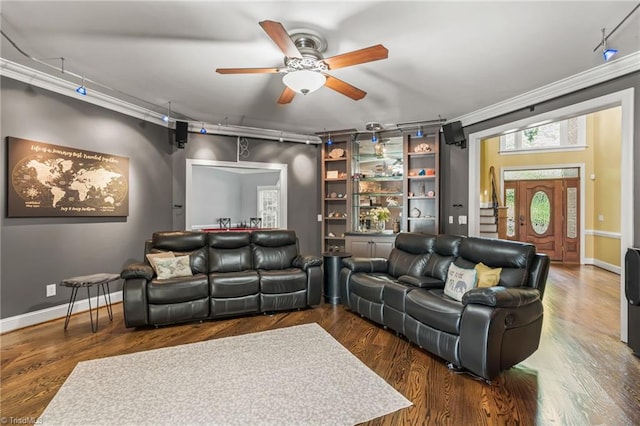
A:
[46, 283, 56, 297]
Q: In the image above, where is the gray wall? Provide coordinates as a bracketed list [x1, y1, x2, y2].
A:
[172, 134, 321, 256]
[441, 71, 640, 248]
[1, 77, 174, 318]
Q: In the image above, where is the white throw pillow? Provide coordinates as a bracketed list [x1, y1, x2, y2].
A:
[444, 263, 477, 302]
[154, 255, 193, 280]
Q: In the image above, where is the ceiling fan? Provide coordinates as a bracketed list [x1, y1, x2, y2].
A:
[215, 20, 388, 104]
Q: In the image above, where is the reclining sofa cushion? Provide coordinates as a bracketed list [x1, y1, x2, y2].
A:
[406, 289, 463, 335]
[152, 231, 208, 275]
[457, 237, 535, 288]
[207, 231, 260, 316]
[351, 273, 395, 303]
[252, 230, 298, 270]
[423, 235, 463, 282]
[147, 274, 209, 304]
[208, 231, 258, 297]
[208, 232, 253, 272]
[386, 233, 434, 278]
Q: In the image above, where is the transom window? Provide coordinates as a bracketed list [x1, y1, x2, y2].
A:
[500, 116, 586, 153]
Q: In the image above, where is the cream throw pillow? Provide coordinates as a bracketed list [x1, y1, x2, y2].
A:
[444, 263, 477, 302]
[154, 255, 193, 280]
[475, 262, 502, 288]
[146, 252, 174, 274]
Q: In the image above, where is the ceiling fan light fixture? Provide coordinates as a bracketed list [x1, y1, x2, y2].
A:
[282, 70, 326, 95]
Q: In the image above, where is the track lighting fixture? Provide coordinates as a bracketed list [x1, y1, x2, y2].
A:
[593, 4, 639, 62]
[327, 133, 333, 145]
[75, 78, 87, 96]
[601, 28, 618, 61]
[200, 123, 207, 134]
[162, 101, 171, 123]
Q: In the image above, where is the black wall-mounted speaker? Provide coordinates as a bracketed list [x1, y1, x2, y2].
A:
[626, 248, 640, 306]
[442, 121, 466, 147]
[175, 121, 188, 148]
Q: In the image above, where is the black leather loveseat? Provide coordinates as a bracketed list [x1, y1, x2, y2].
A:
[121, 229, 322, 328]
[339, 232, 550, 381]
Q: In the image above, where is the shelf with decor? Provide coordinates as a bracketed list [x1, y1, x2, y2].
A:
[404, 128, 440, 234]
[321, 135, 351, 252]
[350, 134, 404, 233]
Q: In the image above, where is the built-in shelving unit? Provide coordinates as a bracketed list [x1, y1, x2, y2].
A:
[404, 130, 440, 233]
[321, 135, 350, 252]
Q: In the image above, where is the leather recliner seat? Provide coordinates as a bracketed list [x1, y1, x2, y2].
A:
[121, 229, 322, 327]
[340, 232, 550, 381]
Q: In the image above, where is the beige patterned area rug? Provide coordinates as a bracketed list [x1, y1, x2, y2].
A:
[39, 323, 411, 425]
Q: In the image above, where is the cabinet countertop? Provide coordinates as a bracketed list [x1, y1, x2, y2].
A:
[344, 232, 397, 237]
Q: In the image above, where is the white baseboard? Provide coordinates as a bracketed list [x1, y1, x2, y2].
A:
[583, 258, 621, 275]
[0, 291, 122, 334]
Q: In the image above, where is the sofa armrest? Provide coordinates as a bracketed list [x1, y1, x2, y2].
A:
[462, 287, 540, 308]
[293, 255, 323, 271]
[398, 274, 444, 289]
[121, 262, 154, 281]
[342, 257, 388, 273]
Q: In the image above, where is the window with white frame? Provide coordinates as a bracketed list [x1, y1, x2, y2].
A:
[500, 116, 586, 153]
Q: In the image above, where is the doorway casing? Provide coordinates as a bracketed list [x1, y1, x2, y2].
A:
[467, 88, 634, 342]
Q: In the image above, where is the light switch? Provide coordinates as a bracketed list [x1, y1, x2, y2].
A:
[598, 214, 604, 222]
[458, 215, 467, 225]
[449, 216, 453, 224]
[317, 214, 322, 222]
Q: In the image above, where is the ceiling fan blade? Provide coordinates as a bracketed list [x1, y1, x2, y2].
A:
[323, 44, 388, 70]
[259, 20, 301, 58]
[277, 87, 296, 104]
[216, 67, 280, 74]
[324, 75, 366, 100]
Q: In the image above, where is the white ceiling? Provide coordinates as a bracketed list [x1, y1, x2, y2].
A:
[1, 1, 639, 136]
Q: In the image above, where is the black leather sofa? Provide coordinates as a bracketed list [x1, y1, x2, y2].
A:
[121, 229, 322, 328]
[339, 232, 550, 381]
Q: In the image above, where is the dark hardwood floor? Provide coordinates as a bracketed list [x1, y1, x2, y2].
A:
[1, 264, 639, 425]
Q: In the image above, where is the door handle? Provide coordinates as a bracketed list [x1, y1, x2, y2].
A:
[519, 215, 525, 226]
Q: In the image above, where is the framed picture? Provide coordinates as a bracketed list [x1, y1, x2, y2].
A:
[6, 137, 129, 217]
[326, 170, 339, 179]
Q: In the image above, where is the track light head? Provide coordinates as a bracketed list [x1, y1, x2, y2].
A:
[371, 133, 378, 143]
[200, 123, 207, 134]
[603, 48, 618, 61]
[416, 128, 424, 137]
[76, 78, 87, 96]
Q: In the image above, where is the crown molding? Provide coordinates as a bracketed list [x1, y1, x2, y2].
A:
[452, 51, 640, 127]
[0, 58, 168, 125]
[0, 58, 321, 144]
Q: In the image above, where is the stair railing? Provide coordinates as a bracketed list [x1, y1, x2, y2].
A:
[489, 166, 508, 239]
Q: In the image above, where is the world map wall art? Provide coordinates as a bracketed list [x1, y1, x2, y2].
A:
[7, 137, 129, 217]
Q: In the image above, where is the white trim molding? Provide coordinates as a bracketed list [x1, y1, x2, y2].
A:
[585, 229, 622, 239]
[453, 51, 640, 127]
[583, 258, 622, 275]
[0, 58, 321, 144]
[0, 291, 122, 334]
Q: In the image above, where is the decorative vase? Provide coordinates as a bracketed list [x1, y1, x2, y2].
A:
[375, 219, 385, 232]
